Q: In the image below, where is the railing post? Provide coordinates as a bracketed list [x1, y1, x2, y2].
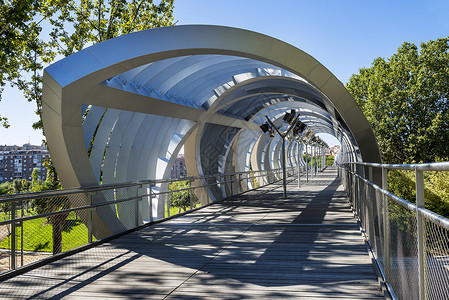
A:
[135, 185, 141, 227]
[311, 145, 314, 178]
[297, 142, 301, 188]
[166, 189, 170, 218]
[416, 168, 426, 300]
[281, 137, 287, 198]
[323, 147, 325, 169]
[305, 144, 309, 183]
[189, 178, 193, 210]
[321, 146, 324, 170]
[311, 145, 314, 179]
[10, 201, 16, 270]
[20, 203, 24, 267]
[230, 174, 234, 195]
[382, 167, 390, 282]
[368, 166, 373, 182]
[88, 192, 93, 243]
[149, 182, 153, 222]
[237, 174, 241, 193]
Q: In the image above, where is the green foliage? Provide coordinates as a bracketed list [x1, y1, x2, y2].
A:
[48, 0, 175, 57]
[0, 212, 91, 252]
[169, 180, 198, 213]
[303, 154, 320, 166]
[250, 171, 260, 188]
[346, 37, 449, 164]
[388, 201, 417, 256]
[0, 182, 12, 195]
[326, 155, 335, 166]
[388, 169, 449, 217]
[12, 179, 31, 194]
[347, 37, 449, 218]
[0, 0, 57, 127]
[0, 182, 13, 214]
[0, 0, 175, 131]
[388, 170, 416, 203]
[29, 159, 70, 254]
[0, 163, 93, 253]
[0, 116, 8, 128]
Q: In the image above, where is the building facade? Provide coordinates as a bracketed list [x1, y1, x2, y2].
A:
[170, 154, 187, 178]
[326, 146, 341, 157]
[0, 144, 50, 183]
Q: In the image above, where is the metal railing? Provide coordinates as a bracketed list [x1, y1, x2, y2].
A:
[340, 162, 449, 300]
[0, 166, 297, 277]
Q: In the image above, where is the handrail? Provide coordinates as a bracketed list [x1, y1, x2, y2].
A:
[0, 167, 287, 204]
[350, 169, 449, 231]
[351, 161, 449, 171]
[339, 161, 449, 300]
[0, 165, 299, 276]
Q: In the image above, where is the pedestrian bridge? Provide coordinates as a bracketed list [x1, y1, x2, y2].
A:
[0, 168, 385, 299]
[1, 25, 449, 299]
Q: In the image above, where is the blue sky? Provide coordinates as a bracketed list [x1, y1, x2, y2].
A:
[1, 0, 448, 146]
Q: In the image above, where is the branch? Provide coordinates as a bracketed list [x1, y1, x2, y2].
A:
[98, 1, 102, 41]
[0, 23, 9, 36]
[105, 2, 117, 40]
[127, 0, 146, 34]
[62, 1, 101, 36]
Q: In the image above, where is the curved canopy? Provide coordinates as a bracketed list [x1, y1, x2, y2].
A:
[42, 25, 380, 235]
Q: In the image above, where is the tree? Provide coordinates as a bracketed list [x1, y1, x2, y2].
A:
[347, 37, 449, 217]
[12, 178, 31, 194]
[0, 0, 57, 128]
[0, 182, 13, 216]
[0, 182, 12, 196]
[346, 37, 449, 164]
[1, 0, 175, 130]
[31, 168, 41, 189]
[169, 180, 198, 213]
[31, 160, 69, 254]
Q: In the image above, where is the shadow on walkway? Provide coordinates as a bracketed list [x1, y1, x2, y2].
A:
[0, 168, 383, 299]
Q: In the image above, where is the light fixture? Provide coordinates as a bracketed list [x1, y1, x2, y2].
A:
[260, 123, 270, 133]
[293, 121, 306, 136]
[283, 109, 296, 124]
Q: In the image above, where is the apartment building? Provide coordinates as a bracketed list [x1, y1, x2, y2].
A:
[170, 154, 187, 178]
[0, 144, 50, 183]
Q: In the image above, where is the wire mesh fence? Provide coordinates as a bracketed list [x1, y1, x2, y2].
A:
[0, 167, 294, 276]
[342, 162, 449, 300]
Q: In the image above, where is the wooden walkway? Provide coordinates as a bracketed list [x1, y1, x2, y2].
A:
[0, 168, 384, 299]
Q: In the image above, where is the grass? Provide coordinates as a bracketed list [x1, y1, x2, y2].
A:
[0, 211, 91, 253]
[165, 203, 202, 218]
[1, 201, 203, 253]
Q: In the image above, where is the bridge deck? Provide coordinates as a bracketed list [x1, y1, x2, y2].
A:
[0, 168, 383, 299]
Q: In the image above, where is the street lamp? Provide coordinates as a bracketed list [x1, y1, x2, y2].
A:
[292, 121, 307, 187]
[260, 110, 300, 198]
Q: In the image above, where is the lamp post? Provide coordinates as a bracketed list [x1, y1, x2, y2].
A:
[292, 122, 307, 188]
[260, 110, 301, 198]
[265, 116, 295, 198]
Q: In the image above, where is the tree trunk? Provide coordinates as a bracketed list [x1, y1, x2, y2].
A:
[50, 213, 69, 254]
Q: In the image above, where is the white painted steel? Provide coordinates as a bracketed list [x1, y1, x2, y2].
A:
[42, 25, 380, 236]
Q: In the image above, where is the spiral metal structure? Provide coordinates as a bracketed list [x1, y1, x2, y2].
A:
[42, 25, 380, 236]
